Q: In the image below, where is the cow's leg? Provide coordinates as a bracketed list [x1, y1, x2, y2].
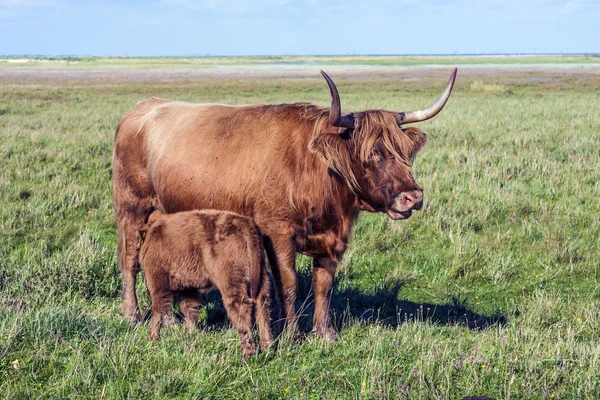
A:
[312, 256, 339, 342]
[113, 157, 158, 325]
[264, 236, 298, 338]
[116, 214, 145, 325]
[179, 290, 202, 333]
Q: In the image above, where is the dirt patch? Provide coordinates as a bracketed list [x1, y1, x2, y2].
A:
[1, 63, 599, 86]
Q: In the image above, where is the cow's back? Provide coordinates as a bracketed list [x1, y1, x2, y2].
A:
[129, 100, 317, 221]
[115, 98, 333, 240]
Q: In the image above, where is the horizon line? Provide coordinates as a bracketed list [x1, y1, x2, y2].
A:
[1, 52, 599, 59]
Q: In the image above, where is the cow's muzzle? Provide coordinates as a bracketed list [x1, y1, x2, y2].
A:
[386, 189, 424, 220]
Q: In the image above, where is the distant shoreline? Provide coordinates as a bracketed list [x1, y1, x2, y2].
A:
[1, 54, 599, 77]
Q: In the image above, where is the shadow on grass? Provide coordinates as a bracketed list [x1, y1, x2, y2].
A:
[168, 269, 508, 335]
[294, 269, 508, 333]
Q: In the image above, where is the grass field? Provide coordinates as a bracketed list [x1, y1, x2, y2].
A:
[1, 56, 600, 399]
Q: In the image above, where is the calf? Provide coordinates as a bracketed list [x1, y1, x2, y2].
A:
[139, 209, 273, 357]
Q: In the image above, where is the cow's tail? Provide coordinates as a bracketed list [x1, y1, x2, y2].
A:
[246, 223, 264, 301]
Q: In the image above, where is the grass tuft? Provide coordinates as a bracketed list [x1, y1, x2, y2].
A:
[469, 80, 511, 94]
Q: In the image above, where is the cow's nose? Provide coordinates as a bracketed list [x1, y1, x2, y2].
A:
[400, 189, 424, 210]
[413, 199, 424, 211]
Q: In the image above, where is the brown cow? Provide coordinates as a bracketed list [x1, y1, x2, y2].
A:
[139, 209, 273, 357]
[113, 68, 457, 341]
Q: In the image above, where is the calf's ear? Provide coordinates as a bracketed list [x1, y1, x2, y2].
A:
[147, 210, 163, 225]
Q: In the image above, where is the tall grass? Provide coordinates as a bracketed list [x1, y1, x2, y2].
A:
[1, 58, 600, 399]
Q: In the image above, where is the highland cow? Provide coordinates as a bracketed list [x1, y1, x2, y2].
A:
[114, 69, 457, 340]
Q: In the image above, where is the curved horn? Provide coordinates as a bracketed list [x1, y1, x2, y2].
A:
[396, 67, 457, 125]
[320, 70, 355, 129]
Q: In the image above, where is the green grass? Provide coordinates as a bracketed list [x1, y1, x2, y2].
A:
[1, 57, 600, 399]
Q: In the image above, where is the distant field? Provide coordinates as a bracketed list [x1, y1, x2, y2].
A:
[1, 54, 600, 69]
[1, 57, 600, 399]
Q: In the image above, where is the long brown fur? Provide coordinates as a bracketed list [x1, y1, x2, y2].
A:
[114, 98, 429, 340]
[139, 209, 273, 357]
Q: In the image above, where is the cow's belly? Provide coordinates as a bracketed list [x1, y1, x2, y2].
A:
[154, 171, 252, 215]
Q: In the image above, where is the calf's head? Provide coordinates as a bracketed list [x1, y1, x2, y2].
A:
[310, 69, 456, 220]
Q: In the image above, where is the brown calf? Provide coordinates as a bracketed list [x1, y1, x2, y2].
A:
[139, 210, 273, 357]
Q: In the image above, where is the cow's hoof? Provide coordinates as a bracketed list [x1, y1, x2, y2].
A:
[162, 313, 177, 326]
[290, 327, 303, 342]
[314, 326, 339, 342]
[242, 347, 256, 359]
[122, 309, 142, 325]
[241, 340, 257, 358]
[260, 339, 274, 351]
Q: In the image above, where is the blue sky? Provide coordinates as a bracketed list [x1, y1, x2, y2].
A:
[0, 0, 598, 56]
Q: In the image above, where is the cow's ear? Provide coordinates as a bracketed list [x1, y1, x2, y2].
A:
[308, 132, 347, 166]
[309, 132, 359, 191]
[402, 127, 427, 155]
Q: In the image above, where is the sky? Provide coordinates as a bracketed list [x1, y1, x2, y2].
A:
[0, 0, 598, 56]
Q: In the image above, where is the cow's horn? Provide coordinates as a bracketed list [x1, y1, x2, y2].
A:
[396, 67, 457, 125]
[320, 70, 355, 129]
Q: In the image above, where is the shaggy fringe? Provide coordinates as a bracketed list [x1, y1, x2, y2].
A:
[351, 110, 427, 165]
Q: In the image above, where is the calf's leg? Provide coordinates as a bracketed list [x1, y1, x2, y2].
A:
[222, 292, 256, 358]
[179, 289, 202, 333]
[255, 271, 273, 350]
[148, 287, 173, 340]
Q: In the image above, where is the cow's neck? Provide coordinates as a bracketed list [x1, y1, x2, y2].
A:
[289, 150, 360, 261]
